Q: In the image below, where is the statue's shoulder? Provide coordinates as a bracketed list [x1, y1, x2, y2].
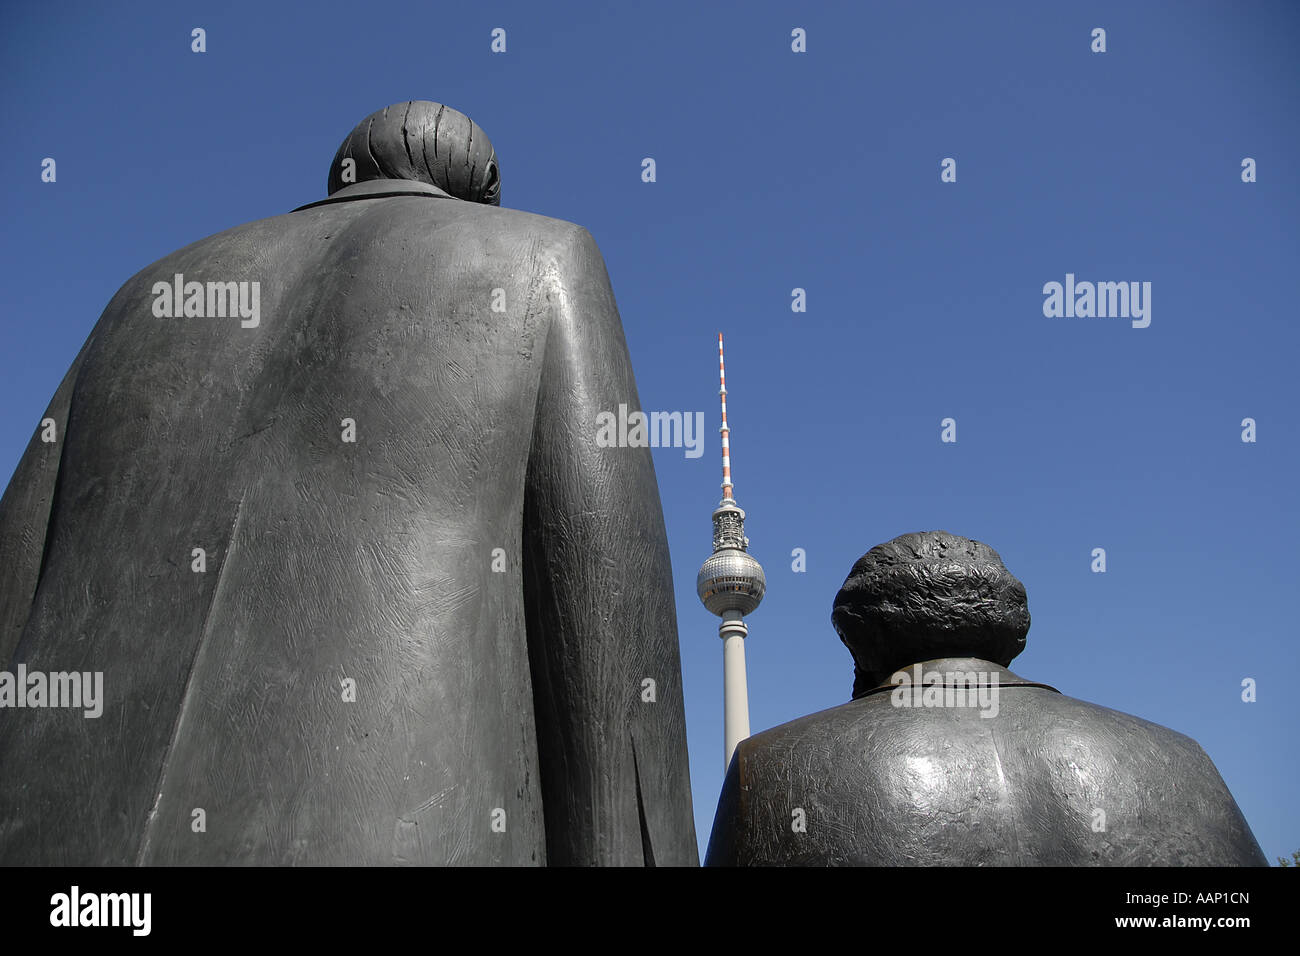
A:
[88, 196, 611, 346]
[331, 199, 606, 280]
[733, 686, 1225, 797]
[299, 190, 594, 247]
[732, 695, 898, 780]
[1029, 690, 1218, 767]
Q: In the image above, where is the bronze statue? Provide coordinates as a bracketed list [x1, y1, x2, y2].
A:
[0, 102, 696, 865]
[705, 531, 1266, 866]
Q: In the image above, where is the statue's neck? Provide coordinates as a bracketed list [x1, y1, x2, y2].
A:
[293, 179, 452, 211]
[853, 657, 1059, 700]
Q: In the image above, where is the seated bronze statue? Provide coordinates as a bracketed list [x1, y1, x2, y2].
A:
[705, 531, 1266, 866]
[0, 102, 696, 865]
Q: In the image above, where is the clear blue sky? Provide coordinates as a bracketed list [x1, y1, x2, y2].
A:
[3, 1, 1295, 863]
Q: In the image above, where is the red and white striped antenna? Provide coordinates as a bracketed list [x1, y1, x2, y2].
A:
[718, 332, 733, 503]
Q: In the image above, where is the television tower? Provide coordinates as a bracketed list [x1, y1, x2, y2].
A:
[696, 333, 766, 771]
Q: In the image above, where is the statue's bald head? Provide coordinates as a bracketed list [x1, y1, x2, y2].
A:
[832, 531, 1030, 698]
[328, 101, 501, 205]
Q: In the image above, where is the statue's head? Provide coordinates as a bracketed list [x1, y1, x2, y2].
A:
[328, 101, 501, 205]
[832, 531, 1030, 698]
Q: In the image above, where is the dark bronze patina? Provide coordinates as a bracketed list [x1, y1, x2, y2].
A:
[0, 102, 696, 865]
[705, 531, 1266, 866]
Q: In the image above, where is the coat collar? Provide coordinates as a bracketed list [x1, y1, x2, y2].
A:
[292, 179, 454, 211]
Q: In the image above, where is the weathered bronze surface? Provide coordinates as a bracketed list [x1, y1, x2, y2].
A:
[0, 102, 696, 865]
[705, 531, 1266, 866]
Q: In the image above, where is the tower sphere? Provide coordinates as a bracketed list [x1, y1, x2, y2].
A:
[697, 549, 767, 617]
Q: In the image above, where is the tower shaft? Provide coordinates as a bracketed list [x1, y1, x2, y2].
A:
[721, 611, 751, 769]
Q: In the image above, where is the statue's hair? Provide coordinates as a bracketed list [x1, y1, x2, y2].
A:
[831, 531, 1030, 698]
[328, 101, 500, 205]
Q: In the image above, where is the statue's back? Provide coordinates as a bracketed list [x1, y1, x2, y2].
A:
[707, 669, 1266, 866]
[0, 181, 680, 865]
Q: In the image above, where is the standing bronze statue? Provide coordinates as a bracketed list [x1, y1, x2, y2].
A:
[705, 531, 1266, 866]
[0, 102, 696, 865]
